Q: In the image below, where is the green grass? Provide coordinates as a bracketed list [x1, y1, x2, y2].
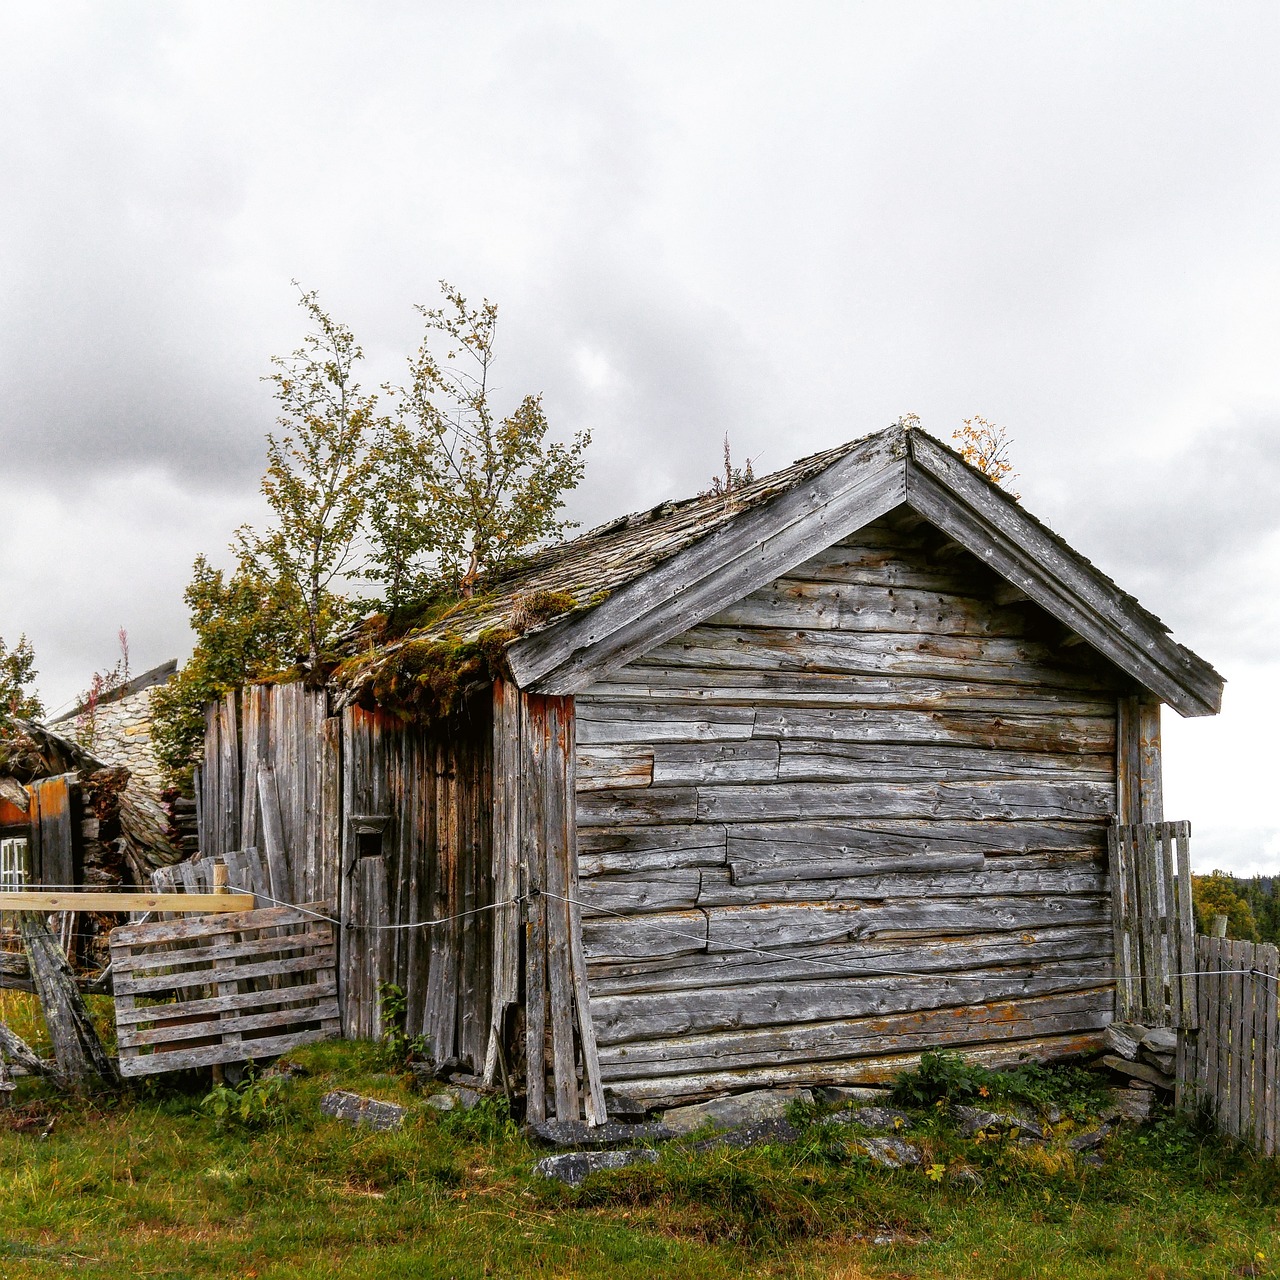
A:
[0, 1003, 1277, 1279]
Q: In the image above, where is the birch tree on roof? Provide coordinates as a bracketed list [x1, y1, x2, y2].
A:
[369, 283, 590, 606]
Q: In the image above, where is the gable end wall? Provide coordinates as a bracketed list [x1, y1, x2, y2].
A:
[572, 514, 1124, 1105]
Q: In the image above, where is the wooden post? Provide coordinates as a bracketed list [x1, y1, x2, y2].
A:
[1211, 915, 1228, 938]
[18, 912, 116, 1087]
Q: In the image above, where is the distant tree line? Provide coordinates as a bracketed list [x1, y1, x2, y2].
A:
[1192, 872, 1280, 945]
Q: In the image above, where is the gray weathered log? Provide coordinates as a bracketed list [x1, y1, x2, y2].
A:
[19, 912, 117, 1086]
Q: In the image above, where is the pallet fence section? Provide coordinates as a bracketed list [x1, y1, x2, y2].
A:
[110, 899, 340, 1077]
[1108, 820, 1196, 1029]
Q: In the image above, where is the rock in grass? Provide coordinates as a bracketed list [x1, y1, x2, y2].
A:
[534, 1149, 659, 1186]
[953, 1106, 1046, 1141]
[320, 1090, 406, 1131]
[529, 1119, 675, 1150]
[854, 1135, 922, 1168]
[1104, 1087, 1154, 1123]
[825, 1106, 912, 1133]
[688, 1117, 801, 1152]
[424, 1085, 484, 1113]
[661, 1087, 813, 1135]
[1068, 1124, 1111, 1152]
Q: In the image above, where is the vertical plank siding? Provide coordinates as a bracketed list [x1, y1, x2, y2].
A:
[573, 515, 1124, 1105]
[201, 683, 494, 1073]
[339, 702, 494, 1065]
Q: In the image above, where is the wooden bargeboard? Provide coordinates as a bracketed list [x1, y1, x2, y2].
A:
[111, 901, 340, 1076]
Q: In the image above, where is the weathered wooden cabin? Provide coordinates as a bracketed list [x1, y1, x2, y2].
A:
[199, 423, 1223, 1114]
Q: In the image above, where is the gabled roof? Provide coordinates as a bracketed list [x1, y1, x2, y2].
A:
[345, 424, 1224, 717]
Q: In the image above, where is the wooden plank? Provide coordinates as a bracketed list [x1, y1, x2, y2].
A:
[111, 924, 334, 975]
[1107, 827, 1130, 1021]
[1137, 700, 1163, 823]
[587, 924, 1113, 995]
[258, 764, 291, 905]
[750, 706, 1114, 754]
[117, 986, 339, 1038]
[1251, 946, 1267, 1152]
[578, 824, 728, 877]
[1175, 823, 1196, 1029]
[540, 697, 579, 1121]
[596, 988, 1111, 1077]
[652, 741, 780, 786]
[576, 745, 654, 792]
[1158, 823, 1180, 1028]
[218, 690, 241, 854]
[112, 901, 331, 945]
[577, 787, 699, 827]
[577, 706, 756, 745]
[118, 1027, 337, 1077]
[1254, 947, 1274, 1157]
[695, 778, 1114, 823]
[645, 625, 1118, 692]
[609, 1032, 1106, 1107]
[115, 948, 338, 996]
[522, 694, 548, 1124]
[1, 891, 255, 913]
[486, 678, 521, 1084]
[591, 962, 1113, 1046]
[320, 715, 343, 911]
[592, 667, 1119, 718]
[775, 740, 1114, 782]
[710, 577, 1031, 637]
[29, 774, 74, 888]
[725, 851, 986, 888]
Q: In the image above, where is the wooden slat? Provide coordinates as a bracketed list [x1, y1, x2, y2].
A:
[110, 900, 339, 1077]
[1, 891, 254, 913]
[1263, 944, 1278, 1157]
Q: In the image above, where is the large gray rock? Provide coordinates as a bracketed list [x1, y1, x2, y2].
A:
[320, 1090, 406, 1131]
[825, 1106, 913, 1133]
[530, 1119, 675, 1149]
[1104, 1087, 1154, 1123]
[854, 1135, 922, 1168]
[1141, 1027, 1178, 1053]
[661, 1087, 813, 1135]
[534, 1148, 659, 1186]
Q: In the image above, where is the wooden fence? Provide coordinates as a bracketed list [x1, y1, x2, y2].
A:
[1108, 820, 1196, 1028]
[111, 898, 340, 1077]
[1181, 936, 1280, 1156]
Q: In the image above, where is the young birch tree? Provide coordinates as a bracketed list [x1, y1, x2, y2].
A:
[240, 287, 378, 677]
[373, 283, 589, 601]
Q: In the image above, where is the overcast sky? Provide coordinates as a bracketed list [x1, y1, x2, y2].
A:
[2, 2, 1277, 872]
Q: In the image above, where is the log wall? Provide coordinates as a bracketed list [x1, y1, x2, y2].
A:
[573, 512, 1127, 1105]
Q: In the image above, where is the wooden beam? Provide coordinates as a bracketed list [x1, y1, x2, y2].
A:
[0, 892, 255, 913]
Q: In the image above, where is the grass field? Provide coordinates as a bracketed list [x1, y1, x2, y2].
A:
[1, 989, 1278, 1280]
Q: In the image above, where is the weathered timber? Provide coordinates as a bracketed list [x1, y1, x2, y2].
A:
[577, 788, 699, 826]
[647, 626, 1122, 691]
[595, 667, 1120, 716]
[28, 773, 75, 888]
[712, 578, 1033, 637]
[774, 740, 1115, 782]
[618, 1032, 1105, 1108]
[0, 891, 254, 913]
[695, 779, 1114, 823]
[592, 961, 1114, 1045]
[597, 988, 1111, 1077]
[586, 925, 1113, 995]
[20, 911, 117, 1086]
[749, 705, 1114, 754]
[576, 705, 756, 743]
[651, 741, 780, 786]
[576, 745, 655, 792]
[0, 1021, 46, 1076]
[578, 823, 728, 877]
